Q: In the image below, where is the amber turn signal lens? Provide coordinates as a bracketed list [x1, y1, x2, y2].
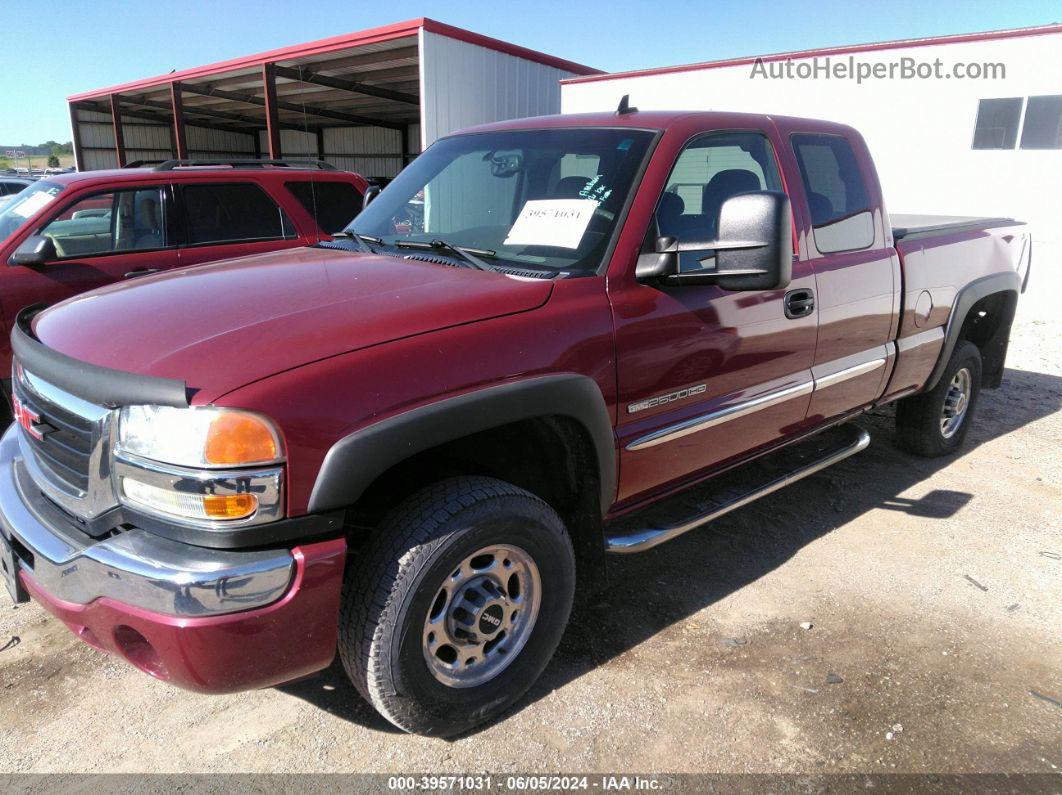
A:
[204, 413, 279, 465]
[202, 493, 258, 519]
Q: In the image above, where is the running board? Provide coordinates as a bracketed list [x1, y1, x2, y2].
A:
[604, 424, 871, 554]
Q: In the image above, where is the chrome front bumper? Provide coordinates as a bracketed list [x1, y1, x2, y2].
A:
[0, 424, 294, 617]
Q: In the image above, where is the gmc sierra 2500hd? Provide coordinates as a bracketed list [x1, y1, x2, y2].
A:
[0, 105, 1031, 736]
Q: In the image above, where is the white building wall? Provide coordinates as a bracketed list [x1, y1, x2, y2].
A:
[562, 31, 1062, 241]
[418, 29, 580, 149]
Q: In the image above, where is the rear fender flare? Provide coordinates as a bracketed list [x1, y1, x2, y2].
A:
[307, 374, 617, 516]
[924, 270, 1020, 392]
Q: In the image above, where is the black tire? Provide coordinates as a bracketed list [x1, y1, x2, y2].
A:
[895, 340, 982, 457]
[338, 476, 576, 737]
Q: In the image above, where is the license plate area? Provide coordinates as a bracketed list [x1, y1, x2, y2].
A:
[0, 528, 29, 604]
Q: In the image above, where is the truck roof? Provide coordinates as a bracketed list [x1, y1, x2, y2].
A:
[457, 110, 860, 137]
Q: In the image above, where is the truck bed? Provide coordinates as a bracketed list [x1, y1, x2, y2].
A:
[891, 214, 1019, 241]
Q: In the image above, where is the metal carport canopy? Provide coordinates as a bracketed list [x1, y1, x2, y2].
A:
[65, 18, 601, 174]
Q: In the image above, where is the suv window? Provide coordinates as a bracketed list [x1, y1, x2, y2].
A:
[182, 183, 295, 245]
[655, 132, 782, 272]
[38, 187, 166, 258]
[791, 134, 874, 253]
[286, 181, 364, 234]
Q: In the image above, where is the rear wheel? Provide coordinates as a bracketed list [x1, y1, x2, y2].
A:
[339, 476, 576, 736]
[895, 340, 982, 457]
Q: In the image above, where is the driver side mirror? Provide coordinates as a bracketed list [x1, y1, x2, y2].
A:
[9, 235, 57, 267]
[636, 191, 792, 291]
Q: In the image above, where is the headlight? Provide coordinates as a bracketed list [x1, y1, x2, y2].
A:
[115, 405, 285, 529]
[118, 405, 283, 468]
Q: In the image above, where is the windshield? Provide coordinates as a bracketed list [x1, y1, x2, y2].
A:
[348, 128, 655, 273]
[0, 181, 64, 242]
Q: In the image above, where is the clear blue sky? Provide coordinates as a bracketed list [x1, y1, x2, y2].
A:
[2, 0, 1058, 143]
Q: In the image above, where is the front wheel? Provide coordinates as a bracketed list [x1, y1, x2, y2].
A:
[895, 340, 982, 457]
[339, 476, 576, 736]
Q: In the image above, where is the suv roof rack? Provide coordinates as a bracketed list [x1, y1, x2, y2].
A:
[152, 158, 338, 172]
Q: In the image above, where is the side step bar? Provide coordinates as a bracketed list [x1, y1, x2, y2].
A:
[605, 424, 871, 554]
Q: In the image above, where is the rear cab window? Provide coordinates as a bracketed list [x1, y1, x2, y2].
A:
[180, 182, 296, 245]
[286, 181, 364, 234]
[791, 134, 874, 253]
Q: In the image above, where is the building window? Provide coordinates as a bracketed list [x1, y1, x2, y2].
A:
[972, 98, 1023, 149]
[1020, 95, 1062, 150]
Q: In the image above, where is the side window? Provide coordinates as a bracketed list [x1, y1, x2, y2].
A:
[38, 187, 166, 259]
[286, 181, 364, 234]
[654, 132, 782, 271]
[972, 97, 1023, 149]
[182, 183, 296, 245]
[791, 134, 874, 254]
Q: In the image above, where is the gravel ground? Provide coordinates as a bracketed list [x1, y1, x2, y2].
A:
[0, 246, 1059, 776]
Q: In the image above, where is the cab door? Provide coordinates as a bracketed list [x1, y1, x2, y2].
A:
[785, 126, 899, 421]
[610, 130, 818, 507]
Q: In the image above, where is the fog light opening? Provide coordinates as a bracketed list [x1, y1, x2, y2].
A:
[113, 625, 167, 679]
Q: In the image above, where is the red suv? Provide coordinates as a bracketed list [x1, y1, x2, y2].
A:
[0, 159, 368, 379]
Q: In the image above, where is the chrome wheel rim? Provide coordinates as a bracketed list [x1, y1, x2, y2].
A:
[941, 367, 972, 439]
[422, 544, 541, 688]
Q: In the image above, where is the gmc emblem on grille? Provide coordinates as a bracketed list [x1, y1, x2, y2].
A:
[12, 395, 51, 441]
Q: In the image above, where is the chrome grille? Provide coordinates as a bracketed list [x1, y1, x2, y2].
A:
[13, 380, 93, 492]
[12, 368, 118, 522]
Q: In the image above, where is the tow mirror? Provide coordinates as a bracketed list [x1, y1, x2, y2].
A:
[636, 191, 792, 291]
[9, 235, 57, 267]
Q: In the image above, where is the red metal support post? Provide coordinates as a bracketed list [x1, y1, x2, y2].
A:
[109, 93, 127, 167]
[262, 63, 282, 159]
[68, 102, 85, 172]
[170, 82, 188, 160]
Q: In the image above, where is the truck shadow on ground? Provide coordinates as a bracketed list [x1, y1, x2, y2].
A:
[279, 367, 1061, 736]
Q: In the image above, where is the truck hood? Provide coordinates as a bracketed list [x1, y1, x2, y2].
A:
[32, 247, 554, 402]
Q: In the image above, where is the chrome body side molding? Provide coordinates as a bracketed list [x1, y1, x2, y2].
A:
[626, 380, 814, 451]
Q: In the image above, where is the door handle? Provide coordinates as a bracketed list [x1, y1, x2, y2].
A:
[784, 288, 815, 319]
[124, 268, 160, 279]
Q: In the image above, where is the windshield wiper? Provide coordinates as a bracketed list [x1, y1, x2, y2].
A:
[332, 231, 382, 254]
[395, 239, 497, 271]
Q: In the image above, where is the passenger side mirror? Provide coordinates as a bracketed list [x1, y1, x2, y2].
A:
[9, 235, 57, 267]
[636, 191, 792, 291]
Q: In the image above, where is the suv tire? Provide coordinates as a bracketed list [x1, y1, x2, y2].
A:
[895, 340, 982, 457]
[338, 476, 576, 736]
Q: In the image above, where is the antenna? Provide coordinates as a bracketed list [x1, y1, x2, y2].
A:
[616, 95, 638, 115]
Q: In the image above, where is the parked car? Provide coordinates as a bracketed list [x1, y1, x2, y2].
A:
[0, 176, 34, 197]
[0, 110, 1030, 737]
[0, 159, 368, 381]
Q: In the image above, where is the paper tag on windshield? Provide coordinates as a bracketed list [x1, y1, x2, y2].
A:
[11, 191, 53, 218]
[504, 199, 597, 249]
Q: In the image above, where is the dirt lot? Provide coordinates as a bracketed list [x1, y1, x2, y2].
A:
[1, 247, 1059, 776]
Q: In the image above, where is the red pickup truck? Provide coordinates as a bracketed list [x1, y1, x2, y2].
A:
[0, 108, 1030, 737]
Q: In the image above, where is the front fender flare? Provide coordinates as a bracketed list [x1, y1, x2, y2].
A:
[307, 374, 617, 516]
